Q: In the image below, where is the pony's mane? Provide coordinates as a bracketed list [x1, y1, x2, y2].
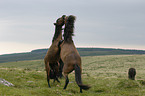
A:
[52, 25, 62, 42]
[63, 15, 76, 42]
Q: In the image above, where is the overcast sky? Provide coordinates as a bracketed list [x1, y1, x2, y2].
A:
[0, 0, 145, 55]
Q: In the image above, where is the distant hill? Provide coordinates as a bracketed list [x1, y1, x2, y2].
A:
[0, 48, 145, 63]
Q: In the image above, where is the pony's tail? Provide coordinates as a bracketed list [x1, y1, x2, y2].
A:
[74, 64, 91, 90]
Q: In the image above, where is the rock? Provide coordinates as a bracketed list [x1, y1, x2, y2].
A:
[0, 78, 14, 87]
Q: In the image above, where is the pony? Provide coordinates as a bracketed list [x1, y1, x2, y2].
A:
[128, 68, 136, 80]
[44, 15, 65, 87]
[60, 15, 91, 93]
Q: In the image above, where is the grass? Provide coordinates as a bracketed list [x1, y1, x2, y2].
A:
[0, 55, 145, 95]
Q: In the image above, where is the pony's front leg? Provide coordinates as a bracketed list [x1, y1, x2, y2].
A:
[56, 77, 60, 83]
[63, 73, 69, 89]
[53, 77, 60, 83]
[59, 59, 64, 78]
[80, 88, 82, 93]
[54, 62, 61, 83]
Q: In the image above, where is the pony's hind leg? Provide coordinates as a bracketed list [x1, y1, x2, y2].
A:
[45, 62, 51, 88]
[63, 73, 69, 89]
[47, 73, 51, 88]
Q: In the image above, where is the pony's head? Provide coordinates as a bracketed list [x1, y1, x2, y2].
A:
[64, 15, 76, 26]
[54, 15, 66, 26]
[64, 16, 68, 25]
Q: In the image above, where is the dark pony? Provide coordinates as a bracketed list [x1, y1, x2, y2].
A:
[60, 15, 91, 93]
[128, 68, 136, 80]
[44, 15, 65, 87]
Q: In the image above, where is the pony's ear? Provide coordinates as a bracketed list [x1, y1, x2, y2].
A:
[62, 15, 66, 19]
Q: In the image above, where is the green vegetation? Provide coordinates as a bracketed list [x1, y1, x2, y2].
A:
[1, 55, 145, 95]
[0, 48, 145, 63]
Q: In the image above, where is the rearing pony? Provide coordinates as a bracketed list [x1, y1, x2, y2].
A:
[60, 15, 91, 93]
[44, 15, 65, 88]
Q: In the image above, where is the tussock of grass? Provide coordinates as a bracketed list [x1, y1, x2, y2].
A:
[117, 79, 140, 89]
[138, 80, 145, 85]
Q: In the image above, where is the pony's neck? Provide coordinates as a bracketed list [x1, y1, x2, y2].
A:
[52, 26, 62, 42]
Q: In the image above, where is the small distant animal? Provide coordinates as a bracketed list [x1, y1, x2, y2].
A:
[128, 68, 136, 80]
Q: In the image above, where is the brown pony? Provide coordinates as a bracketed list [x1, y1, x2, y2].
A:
[44, 15, 65, 87]
[60, 15, 91, 93]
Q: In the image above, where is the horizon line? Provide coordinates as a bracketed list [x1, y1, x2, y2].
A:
[1, 46, 145, 55]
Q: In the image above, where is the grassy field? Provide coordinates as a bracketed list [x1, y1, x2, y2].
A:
[1, 55, 145, 96]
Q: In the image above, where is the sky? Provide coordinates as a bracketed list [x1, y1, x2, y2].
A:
[0, 0, 145, 55]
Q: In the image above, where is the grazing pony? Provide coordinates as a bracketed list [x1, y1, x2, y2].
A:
[44, 15, 65, 87]
[60, 15, 91, 93]
[128, 68, 136, 80]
